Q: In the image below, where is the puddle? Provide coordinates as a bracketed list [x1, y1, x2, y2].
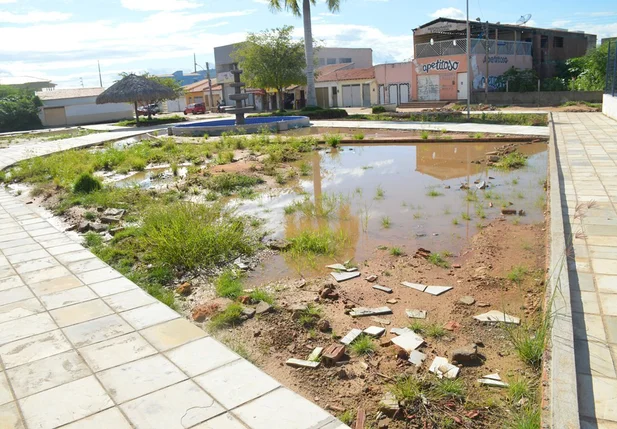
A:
[282, 127, 422, 139]
[233, 142, 548, 280]
[107, 166, 188, 189]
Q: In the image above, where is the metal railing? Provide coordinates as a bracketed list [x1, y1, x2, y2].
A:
[606, 39, 617, 96]
[414, 38, 532, 58]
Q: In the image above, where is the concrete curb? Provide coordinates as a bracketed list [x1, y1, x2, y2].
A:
[545, 112, 580, 429]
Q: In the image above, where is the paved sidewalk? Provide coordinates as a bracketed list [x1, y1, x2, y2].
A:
[0, 135, 346, 428]
[553, 112, 617, 429]
[314, 119, 549, 136]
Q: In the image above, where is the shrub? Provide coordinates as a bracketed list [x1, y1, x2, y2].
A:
[304, 109, 348, 119]
[300, 106, 324, 112]
[372, 105, 386, 114]
[73, 173, 102, 194]
[0, 86, 43, 132]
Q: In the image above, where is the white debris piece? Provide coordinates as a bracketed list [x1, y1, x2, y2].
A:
[405, 309, 427, 319]
[286, 358, 320, 368]
[390, 327, 414, 336]
[331, 271, 361, 282]
[326, 263, 347, 270]
[371, 317, 391, 325]
[372, 285, 392, 293]
[424, 286, 453, 296]
[363, 326, 386, 337]
[349, 306, 392, 317]
[429, 357, 460, 379]
[477, 376, 509, 387]
[482, 373, 502, 381]
[401, 281, 427, 292]
[473, 310, 520, 325]
[340, 328, 363, 345]
[307, 347, 324, 361]
[408, 350, 427, 367]
[391, 332, 425, 353]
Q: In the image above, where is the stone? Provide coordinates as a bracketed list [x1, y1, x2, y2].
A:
[100, 216, 121, 224]
[363, 326, 386, 337]
[349, 306, 392, 317]
[77, 222, 91, 233]
[408, 350, 427, 367]
[394, 346, 409, 360]
[386, 299, 398, 304]
[255, 301, 272, 315]
[234, 261, 249, 270]
[429, 357, 460, 379]
[474, 310, 520, 325]
[340, 329, 363, 345]
[90, 223, 108, 232]
[378, 392, 399, 413]
[453, 263, 461, 268]
[371, 317, 391, 325]
[266, 239, 290, 251]
[175, 282, 192, 296]
[451, 344, 480, 365]
[241, 307, 256, 319]
[103, 208, 125, 217]
[289, 304, 308, 319]
[307, 347, 323, 361]
[317, 319, 330, 332]
[331, 271, 360, 282]
[365, 274, 378, 282]
[459, 295, 476, 305]
[372, 285, 392, 293]
[286, 358, 320, 369]
[191, 303, 219, 322]
[501, 208, 517, 215]
[110, 227, 125, 236]
[321, 344, 346, 367]
[391, 332, 424, 352]
[405, 309, 427, 319]
[443, 320, 461, 331]
[477, 181, 487, 190]
[477, 302, 491, 307]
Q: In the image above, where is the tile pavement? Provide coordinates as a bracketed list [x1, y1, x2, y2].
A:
[0, 132, 347, 428]
[553, 112, 617, 428]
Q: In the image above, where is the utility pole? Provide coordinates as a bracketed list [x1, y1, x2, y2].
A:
[98, 61, 103, 87]
[194, 53, 197, 73]
[466, 0, 471, 119]
[485, 21, 489, 104]
[206, 61, 214, 110]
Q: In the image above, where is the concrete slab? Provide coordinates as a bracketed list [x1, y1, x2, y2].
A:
[391, 332, 424, 352]
[165, 337, 239, 376]
[331, 271, 360, 282]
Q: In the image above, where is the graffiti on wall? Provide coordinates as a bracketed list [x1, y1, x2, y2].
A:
[483, 56, 508, 64]
[421, 59, 460, 73]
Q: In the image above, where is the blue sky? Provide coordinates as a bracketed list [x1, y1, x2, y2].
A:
[1, 0, 615, 88]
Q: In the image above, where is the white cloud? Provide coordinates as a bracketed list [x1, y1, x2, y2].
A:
[0, 11, 72, 24]
[121, 0, 201, 11]
[253, 0, 269, 4]
[551, 20, 571, 28]
[429, 7, 465, 20]
[0, 0, 17, 3]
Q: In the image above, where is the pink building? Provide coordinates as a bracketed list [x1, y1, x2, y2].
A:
[374, 62, 413, 106]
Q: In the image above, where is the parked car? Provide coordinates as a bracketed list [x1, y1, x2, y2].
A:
[184, 103, 206, 115]
[137, 104, 160, 115]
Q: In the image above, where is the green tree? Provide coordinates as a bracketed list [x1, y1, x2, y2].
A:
[117, 72, 184, 119]
[0, 85, 42, 132]
[267, 0, 343, 107]
[232, 26, 306, 110]
[566, 43, 608, 91]
[495, 67, 538, 92]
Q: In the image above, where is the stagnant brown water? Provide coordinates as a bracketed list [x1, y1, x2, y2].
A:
[233, 142, 548, 280]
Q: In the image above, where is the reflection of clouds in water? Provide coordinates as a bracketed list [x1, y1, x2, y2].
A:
[232, 191, 301, 239]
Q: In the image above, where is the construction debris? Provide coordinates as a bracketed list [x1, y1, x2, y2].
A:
[473, 310, 520, 325]
[322, 344, 346, 367]
[355, 408, 366, 429]
[340, 329, 363, 345]
[390, 327, 414, 336]
[371, 317, 391, 325]
[307, 347, 324, 362]
[443, 320, 461, 331]
[349, 306, 392, 317]
[326, 263, 347, 270]
[478, 373, 509, 387]
[401, 282, 453, 296]
[365, 274, 378, 282]
[286, 358, 320, 369]
[386, 299, 398, 304]
[378, 392, 400, 413]
[363, 326, 386, 337]
[331, 271, 361, 282]
[405, 309, 427, 319]
[391, 332, 425, 353]
[429, 357, 460, 379]
[372, 285, 392, 293]
[408, 350, 427, 367]
[414, 248, 432, 259]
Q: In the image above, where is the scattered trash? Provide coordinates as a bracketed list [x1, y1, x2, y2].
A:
[340, 328, 363, 345]
[331, 271, 361, 282]
[386, 298, 398, 304]
[350, 306, 392, 317]
[429, 357, 460, 379]
[286, 358, 320, 369]
[477, 181, 487, 190]
[443, 320, 461, 331]
[408, 350, 427, 367]
[372, 285, 392, 294]
[474, 310, 520, 325]
[307, 347, 324, 361]
[322, 344, 346, 367]
[405, 309, 427, 319]
[391, 332, 425, 353]
[365, 274, 378, 282]
[401, 281, 453, 296]
[459, 296, 476, 305]
[363, 326, 386, 337]
[483, 373, 502, 381]
[371, 317, 391, 325]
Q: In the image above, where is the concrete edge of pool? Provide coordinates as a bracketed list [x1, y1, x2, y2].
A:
[169, 116, 311, 136]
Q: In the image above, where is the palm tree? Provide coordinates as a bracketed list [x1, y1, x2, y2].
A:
[268, 0, 342, 107]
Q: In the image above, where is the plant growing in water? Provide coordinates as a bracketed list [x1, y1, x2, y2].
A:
[381, 216, 391, 228]
[374, 185, 385, 200]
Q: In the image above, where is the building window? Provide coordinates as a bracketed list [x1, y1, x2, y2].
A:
[318, 58, 325, 66]
[553, 36, 564, 48]
[327, 58, 336, 65]
[339, 58, 352, 63]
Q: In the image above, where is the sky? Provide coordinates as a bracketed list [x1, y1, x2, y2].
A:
[1, 0, 616, 88]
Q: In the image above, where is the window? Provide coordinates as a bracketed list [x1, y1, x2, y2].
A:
[318, 58, 325, 66]
[327, 58, 336, 65]
[339, 58, 352, 63]
[553, 36, 564, 48]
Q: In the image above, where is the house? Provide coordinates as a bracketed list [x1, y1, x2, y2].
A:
[374, 62, 413, 105]
[316, 47, 373, 69]
[1, 76, 56, 91]
[182, 79, 223, 111]
[36, 88, 132, 127]
[411, 17, 597, 101]
[315, 64, 377, 108]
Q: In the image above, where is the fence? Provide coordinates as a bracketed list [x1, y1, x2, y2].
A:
[414, 38, 532, 59]
[606, 39, 617, 97]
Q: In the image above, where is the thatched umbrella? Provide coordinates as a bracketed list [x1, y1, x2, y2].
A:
[96, 74, 176, 124]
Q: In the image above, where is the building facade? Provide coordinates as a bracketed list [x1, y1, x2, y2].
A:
[411, 18, 596, 102]
[374, 62, 413, 105]
[315, 65, 377, 108]
[155, 70, 215, 86]
[316, 47, 373, 69]
[0, 76, 56, 91]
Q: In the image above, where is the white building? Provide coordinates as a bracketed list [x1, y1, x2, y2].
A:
[36, 88, 133, 127]
[316, 47, 373, 69]
[315, 64, 377, 108]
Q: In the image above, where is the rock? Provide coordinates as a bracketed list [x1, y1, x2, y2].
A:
[191, 303, 220, 322]
[459, 295, 476, 305]
[451, 344, 480, 365]
[386, 299, 398, 304]
[100, 216, 121, 224]
[429, 357, 460, 379]
[394, 346, 409, 360]
[103, 208, 125, 217]
[290, 304, 308, 319]
[320, 288, 333, 299]
[337, 369, 348, 379]
[365, 274, 378, 282]
[109, 226, 125, 236]
[77, 222, 91, 233]
[443, 320, 461, 331]
[90, 223, 108, 232]
[452, 263, 461, 269]
[65, 224, 77, 232]
[255, 301, 272, 315]
[477, 302, 491, 307]
[405, 309, 427, 319]
[242, 307, 256, 319]
[317, 319, 331, 332]
[238, 295, 251, 304]
[378, 392, 399, 414]
[501, 208, 517, 215]
[487, 155, 500, 162]
[518, 209, 526, 216]
[175, 282, 192, 296]
[266, 239, 290, 251]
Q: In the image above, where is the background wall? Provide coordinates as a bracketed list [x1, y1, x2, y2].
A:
[472, 90, 603, 105]
[603, 94, 617, 120]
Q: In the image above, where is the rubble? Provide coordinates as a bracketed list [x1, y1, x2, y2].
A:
[391, 332, 425, 353]
[400, 281, 453, 296]
[378, 392, 399, 414]
[473, 310, 520, 324]
[255, 301, 272, 315]
[286, 358, 320, 369]
[408, 350, 427, 367]
[340, 329, 363, 345]
[365, 274, 378, 282]
[477, 373, 509, 387]
[307, 347, 323, 361]
[372, 285, 392, 293]
[349, 306, 392, 317]
[501, 208, 517, 215]
[363, 326, 386, 337]
[429, 357, 460, 379]
[414, 248, 432, 259]
[405, 309, 427, 319]
[331, 271, 361, 282]
[371, 317, 391, 325]
[241, 307, 256, 319]
[322, 344, 346, 367]
[443, 320, 461, 331]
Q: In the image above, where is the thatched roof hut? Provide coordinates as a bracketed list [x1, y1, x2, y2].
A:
[96, 74, 176, 123]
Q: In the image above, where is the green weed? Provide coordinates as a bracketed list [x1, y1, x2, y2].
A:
[381, 216, 392, 229]
[338, 410, 355, 425]
[496, 152, 527, 170]
[375, 185, 385, 200]
[209, 303, 244, 330]
[427, 188, 444, 197]
[83, 231, 103, 248]
[390, 247, 403, 256]
[462, 212, 471, 221]
[352, 132, 365, 140]
[73, 173, 102, 194]
[507, 265, 528, 285]
[299, 161, 311, 176]
[249, 289, 275, 305]
[452, 217, 459, 225]
[427, 252, 449, 268]
[215, 270, 244, 299]
[430, 378, 466, 400]
[325, 134, 342, 147]
[420, 130, 430, 140]
[349, 334, 377, 356]
[507, 315, 550, 369]
[83, 211, 96, 221]
[287, 227, 348, 258]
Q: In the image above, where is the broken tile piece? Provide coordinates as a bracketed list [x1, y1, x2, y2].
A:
[386, 299, 398, 304]
[340, 328, 363, 345]
[365, 275, 378, 282]
[390, 327, 413, 336]
[424, 286, 453, 296]
[483, 373, 502, 381]
[405, 309, 427, 319]
[307, 347, 323, 361]
[372, 285, 392, 293]
[286, 358, 320, 369]
[473, 310, 520, 325]
[477, 378, 509, 387]
[349, 306, 392, 317]
[370, 317, 391, 325]
[429, 357, 460, 379]
[363, 326, 385, 337]
[331, 271, 361, 282]
[408, 350, 427, 367]
[326, 263, 347, 271]
[401, 281, 426, 292]
[346, 267, 358, 272]
[391, 332, 424, 352]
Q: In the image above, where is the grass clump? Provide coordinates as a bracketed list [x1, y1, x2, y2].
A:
[141, 202, 253, 272]
[209, 303, 244, 331]
[381, 216, 392, 228]
[297, 304, 323, 328]
[427, 252, 449, 268]
[338, 410, 355, 425]
[389, 247, 403, 256]
[83, 231, 103, 248]
[506, 405, 541, 429]
[249, 289, 275, 305]
[389, 375, 423, 403]
[410, 322, 447, 339]
[461, 212, 471, 221]
[452, 217, 459, 225]
[299, 161, 311, 176]
[430, 378, 466, 400]
[507, 315, 550, 368]
[83, 211, 96, 221]
[350, 334, 377, 356]
[507, 265, 528, 285]
[352, 132, 365, 140]
[496, 152, 527, 170]
[287, 227, 347, 258]
[374, 185, 385, 200]
[324, 134, 342, 147]
[507, 377, 534, 402]
[204, 173, 262, 195]
[426, 189, 443, 197]
[73, 173, 102, 194]
[215, 270, 244, 299]
[420, 130, 430, 140]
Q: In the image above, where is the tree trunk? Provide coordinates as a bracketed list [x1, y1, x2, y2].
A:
[134, 101, 139, 125]
[277, 89, 284, 112]
[302, 0, 317, 107]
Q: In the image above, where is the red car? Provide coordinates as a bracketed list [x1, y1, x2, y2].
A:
[184, 103, 206, 115]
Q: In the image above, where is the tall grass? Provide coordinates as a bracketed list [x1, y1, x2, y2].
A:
[215, 270, 244, 299]
[287, 227, 348, 258]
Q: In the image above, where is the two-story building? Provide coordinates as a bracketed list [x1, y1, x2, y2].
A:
[411, 18, 596, 102]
